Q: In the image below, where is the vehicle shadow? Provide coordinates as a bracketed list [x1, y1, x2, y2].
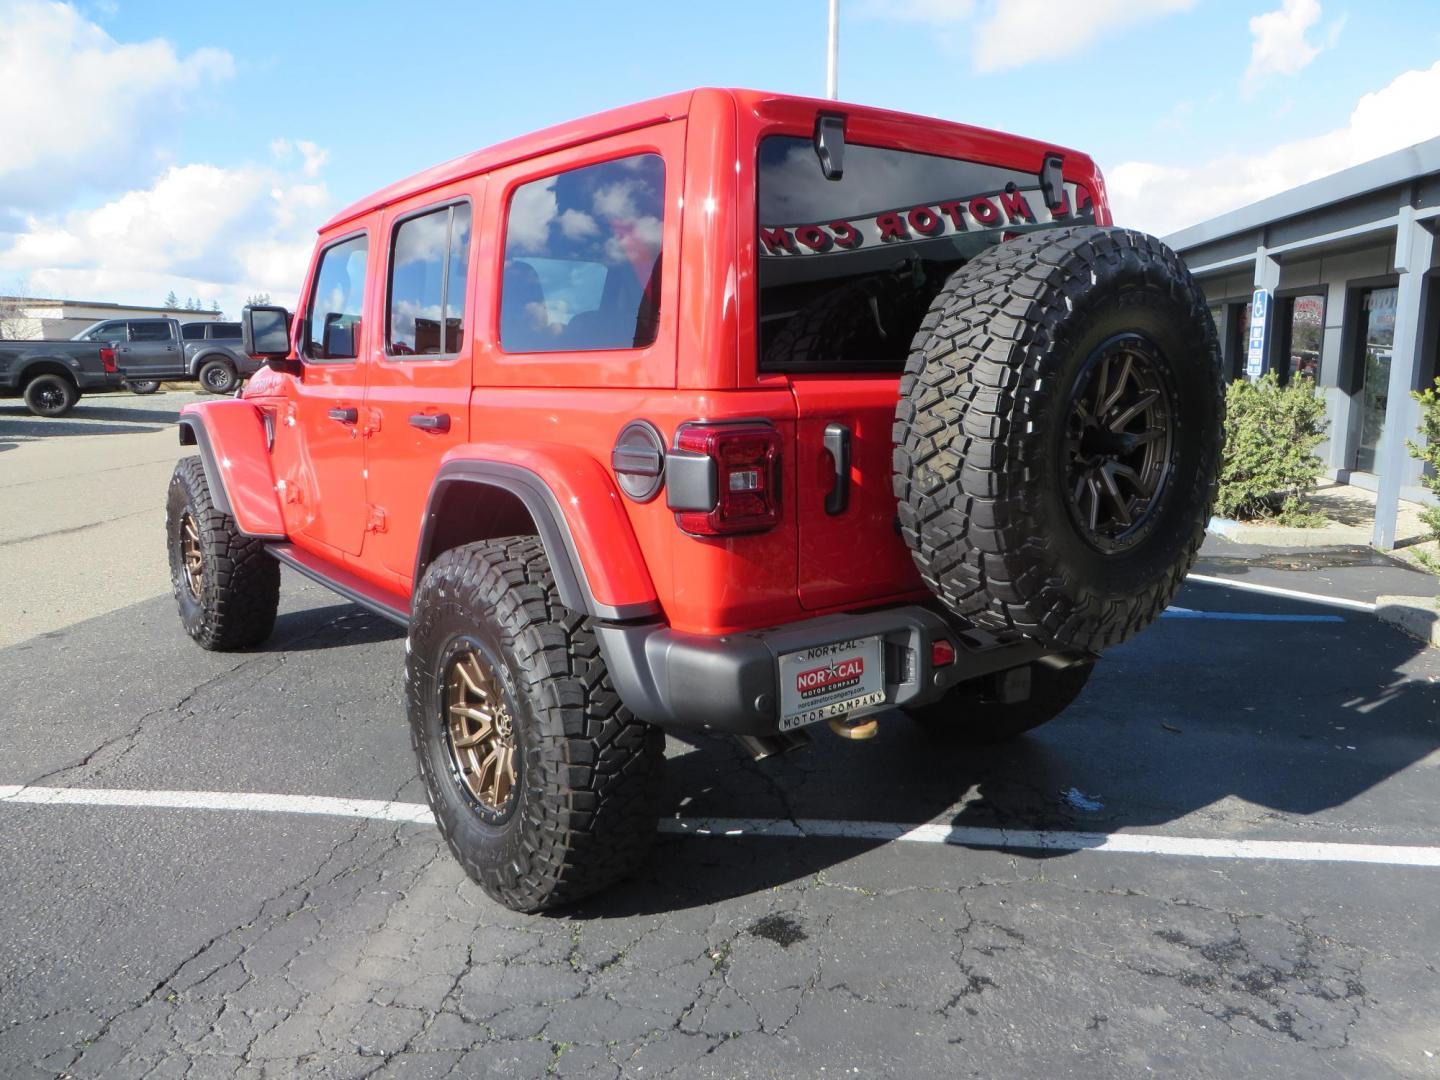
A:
[0, 402, 178, 439]
[266, 604, 407, 652]
[574, 595, 1440, 918]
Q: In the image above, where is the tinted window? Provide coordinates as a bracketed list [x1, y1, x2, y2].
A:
[182, 323, 206, 340]
[756, 136, 1093, 372]
[387, 202, 471, 356]
[213, 322, 241, 339]
[305, 234, 368, 361]
[500, 153, 664, 353]
[84, 321, 125, 341]
[129, 320, 172, 342]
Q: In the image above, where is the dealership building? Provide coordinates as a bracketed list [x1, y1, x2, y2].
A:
[1164, 136, 1440, 549]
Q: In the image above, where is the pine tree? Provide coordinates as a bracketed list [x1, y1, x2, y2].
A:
[164, 290, 178, 309]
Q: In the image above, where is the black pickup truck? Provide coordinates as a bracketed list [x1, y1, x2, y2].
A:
[71, 317, 257, 394]
[0, 337, 126, 416]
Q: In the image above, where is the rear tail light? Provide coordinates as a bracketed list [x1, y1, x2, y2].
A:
[99, 346, 117, 373]
[668, 422, 782, 536]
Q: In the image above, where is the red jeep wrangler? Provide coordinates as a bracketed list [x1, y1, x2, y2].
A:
[166, 89, 1221, 912]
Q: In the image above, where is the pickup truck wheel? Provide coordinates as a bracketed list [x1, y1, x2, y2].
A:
[126, 380, 160, 395]
[198, 359, 238, 394]
[406, 537, 664, 913]
[894, 226, 1223, 654]
[23, 373, 78, 417]
[166, 456, 280, 650]
[905, 658, 1094, 744]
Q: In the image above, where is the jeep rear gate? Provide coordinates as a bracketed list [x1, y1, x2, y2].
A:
[755, 130, 1094, 611]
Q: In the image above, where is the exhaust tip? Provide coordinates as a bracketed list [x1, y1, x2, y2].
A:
[735, 730, 812, 761]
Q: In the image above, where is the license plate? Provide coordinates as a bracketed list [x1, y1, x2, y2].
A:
[777, 636, 886, 731]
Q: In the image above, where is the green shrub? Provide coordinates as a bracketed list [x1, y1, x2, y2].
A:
[1408, 377, 1440, 543]
[1215, 373, 1328, 524]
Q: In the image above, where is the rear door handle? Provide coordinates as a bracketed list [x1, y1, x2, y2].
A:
[408, 413, 450, 433]
[329, 407, 358, 423]
[823, 422, 851, 515]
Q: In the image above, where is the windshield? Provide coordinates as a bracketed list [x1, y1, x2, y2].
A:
[757, 136, 1093, 372]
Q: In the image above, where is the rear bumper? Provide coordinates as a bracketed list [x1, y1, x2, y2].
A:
[595, 604, 1065, 735]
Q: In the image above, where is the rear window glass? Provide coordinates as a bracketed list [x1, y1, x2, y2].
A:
[387, 202, 471, 356]
[181, 323, 205, 340]
[213, 322, 241, 338]
[500, 153, 664, 353]
[129, 320, 171, 342]
[757, 136, 1093, 372]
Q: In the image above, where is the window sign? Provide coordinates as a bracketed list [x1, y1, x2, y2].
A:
[1246, 288, 1269, 380]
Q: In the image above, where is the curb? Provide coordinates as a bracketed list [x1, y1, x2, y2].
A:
[1375, 595, 1440, 648]
[1206, 516, 1372, 549]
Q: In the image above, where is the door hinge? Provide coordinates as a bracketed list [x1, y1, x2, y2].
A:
[366, 506, 388, 533]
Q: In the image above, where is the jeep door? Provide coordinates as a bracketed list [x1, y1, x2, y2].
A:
[362, 190, 476, 581]
[118, 319, 184, 380]
[271, 231, 372, 556]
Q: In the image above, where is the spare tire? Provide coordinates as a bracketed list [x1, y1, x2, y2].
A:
[893, 226, 1223, 654]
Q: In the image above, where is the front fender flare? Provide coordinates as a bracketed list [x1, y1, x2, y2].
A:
[417, 444, 661, 622]
[177, 400, 285, 539]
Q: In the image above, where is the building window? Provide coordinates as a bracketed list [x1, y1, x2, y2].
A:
[1354, 286, 1398, 474]
[1280, 293, 1324, 383]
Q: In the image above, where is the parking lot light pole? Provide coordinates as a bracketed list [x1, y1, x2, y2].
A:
[826, 0, 839, 99]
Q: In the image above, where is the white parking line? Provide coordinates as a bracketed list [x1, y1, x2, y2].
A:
[1162, 607, 1344, 623]
[3, 785, 1438, 869]
[1185, 573, 1378, 612]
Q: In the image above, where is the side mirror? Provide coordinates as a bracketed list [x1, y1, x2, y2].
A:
[242, 305, 301, 374]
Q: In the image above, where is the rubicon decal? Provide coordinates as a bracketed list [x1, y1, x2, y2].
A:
[796, 657, 866, 699]
[760, 183, 1093, 257]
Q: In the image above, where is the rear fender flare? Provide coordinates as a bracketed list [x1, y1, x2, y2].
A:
[416, 448, 661, 622]
[177, 400, 285, 539]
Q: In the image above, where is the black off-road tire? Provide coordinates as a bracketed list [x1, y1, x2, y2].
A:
[23, 373, 79, 417]
[198, 359, 238, 394]
[894, 227, 1223, 654]
[165, 456, 280, 650]
[906, 658, 1095, 745]
[127, 379, 161, 395]
[406, 537, 665, 913]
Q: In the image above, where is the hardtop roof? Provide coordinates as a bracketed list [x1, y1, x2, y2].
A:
[320, 88, 1094, 234]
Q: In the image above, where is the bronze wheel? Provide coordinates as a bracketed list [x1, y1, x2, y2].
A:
[444, 647, 518, 815]
[180, 511, 204, 599]
[1062, 332, 1175, 553]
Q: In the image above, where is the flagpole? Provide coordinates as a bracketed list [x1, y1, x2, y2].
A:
[826, 0, 839, 99]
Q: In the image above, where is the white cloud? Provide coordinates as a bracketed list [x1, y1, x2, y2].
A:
[0, 0, 234, 206]
[1242, 0, 1333, 96]
[859, 0, 1193, 72]
[0, 156, 332, 319]
[1108, 61, 1440, 238]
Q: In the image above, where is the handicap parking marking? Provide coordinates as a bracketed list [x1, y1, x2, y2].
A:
[5, 784, 1440, 870]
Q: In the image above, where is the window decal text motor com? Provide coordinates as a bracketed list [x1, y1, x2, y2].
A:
[759, 183, 1092, 257]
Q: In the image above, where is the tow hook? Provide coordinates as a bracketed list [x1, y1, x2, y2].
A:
[827, 714, 879, 740]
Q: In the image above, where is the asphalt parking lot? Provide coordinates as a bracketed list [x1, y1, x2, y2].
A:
[3, 394, 1440, 1079]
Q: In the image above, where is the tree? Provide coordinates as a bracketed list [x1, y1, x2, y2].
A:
[164, 290, 178, 309]
[184, 297, 197, 311]
[1, 277, 35, 339]
[210, 300, 221, 315]
[245, 292, 271, 308]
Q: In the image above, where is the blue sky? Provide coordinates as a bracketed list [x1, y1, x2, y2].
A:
[2, 0, 1439, 318]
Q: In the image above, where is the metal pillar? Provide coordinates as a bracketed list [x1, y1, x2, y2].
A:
[826, 0, 839, 100]
[1372, 206, 1435, 549]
